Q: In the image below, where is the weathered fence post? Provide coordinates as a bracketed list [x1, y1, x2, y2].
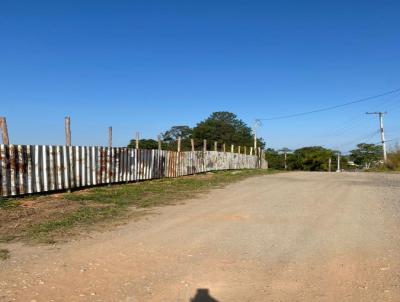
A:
[177, 137, 181, 152]
[238, 146, 241, 154]
[203, 139, 207, 152]
[244, 146, 247, 155]
[135, 132, 139, 149]
[0, 117, 10, 145]
[65, 116, 71, 146]
[64, 116, 72, 192]
[191, 139, 195, 151]
[108, 126, 113, 186]
[231, 144, 234, 153]
[250, 147, 253, 155]
[223, 143, 226, 152]
[158, 135, 162, 150]
[108, 127, 112, 147]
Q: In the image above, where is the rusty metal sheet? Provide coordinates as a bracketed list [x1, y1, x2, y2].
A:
[0, 144, 263, 197]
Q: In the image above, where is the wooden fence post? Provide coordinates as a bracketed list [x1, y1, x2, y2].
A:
[244, 146, 247, 155]
[231, 144, 234, 153]
[135, 132, 139, 149]
[108, 127, 112, 147]
[0, 117, 10, 145]
[238, 146, 241, 154]
[250, 147, 253, 155]
[203, 139, 207, 152]
[223, 143, 226, 152]
[191, 139, 195, 151]
[177, 137, 181, 152]
[214, 141, 218, 151]
[65, 116, 71, 146]
[158, 135, 162, 150]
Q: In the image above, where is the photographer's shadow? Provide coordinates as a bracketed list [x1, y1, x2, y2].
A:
[190, 288, 219, 302]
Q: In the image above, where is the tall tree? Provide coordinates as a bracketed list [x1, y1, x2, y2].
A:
[290, 146, 336, 171]
[162, 126, 192, 142]
[192, 111, 265, 150]
[127, 139, 167, 150]
[265, 148, 285, 169]
[162, 125, 193, 151]
[350, 143, 383, 168]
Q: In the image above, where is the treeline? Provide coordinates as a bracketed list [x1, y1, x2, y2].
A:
[266, 146, 345, 171]
[126, 110, 399, 171]
[128, 112, 265, 151]
[266, 143, 388, 171]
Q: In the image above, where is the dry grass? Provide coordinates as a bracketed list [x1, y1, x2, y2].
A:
[0, 248, 10, 260]
[387, 147, 400, 171]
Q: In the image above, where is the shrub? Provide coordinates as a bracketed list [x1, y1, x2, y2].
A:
[386, 146, 400, 171]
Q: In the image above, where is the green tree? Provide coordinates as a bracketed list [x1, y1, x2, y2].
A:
[349, 143, 383, 168]
[162, 125, 193, 151]
[290, 146, 336, 171]
[127, 139, 166, 150]
[192, 111, 265, 150]
[162, 126, 192, 142]
[265, 148, 285, 169]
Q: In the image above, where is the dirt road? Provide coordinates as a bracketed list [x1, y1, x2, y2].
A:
[1, 172, 400, 301]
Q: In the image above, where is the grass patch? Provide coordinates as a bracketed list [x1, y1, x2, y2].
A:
[0, 198, 20, 209]
[1, 169, 277, 243]
[27, 206, 125, 243]
[0, 248, 10, 260]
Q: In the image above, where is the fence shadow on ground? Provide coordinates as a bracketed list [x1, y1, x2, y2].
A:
[190, 288, 219, 302]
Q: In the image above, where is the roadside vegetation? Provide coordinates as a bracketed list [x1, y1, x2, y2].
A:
[265, 146, 349, 171]
[0, 169, 276, 244]
[265, 143, 400, 172]
[386, 147, 400, 171]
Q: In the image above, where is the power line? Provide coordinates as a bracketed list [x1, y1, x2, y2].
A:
[329, 130, 380, 151]
[257, 88, 400, 121]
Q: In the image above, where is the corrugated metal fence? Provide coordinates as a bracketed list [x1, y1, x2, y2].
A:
[0, 144, 266, 197]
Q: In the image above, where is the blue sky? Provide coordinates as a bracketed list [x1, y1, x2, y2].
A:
[1, 0, 400, 152]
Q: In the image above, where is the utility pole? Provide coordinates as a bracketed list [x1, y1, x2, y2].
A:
[366, 112, 387, 162]
[253, 119, 262, 151]
[284, 152, 287, 170]
[336, 153, 341, 172]
[279, 148, 290, 170]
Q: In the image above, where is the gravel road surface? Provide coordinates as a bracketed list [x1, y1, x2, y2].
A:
[1, 172, 399, 301]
